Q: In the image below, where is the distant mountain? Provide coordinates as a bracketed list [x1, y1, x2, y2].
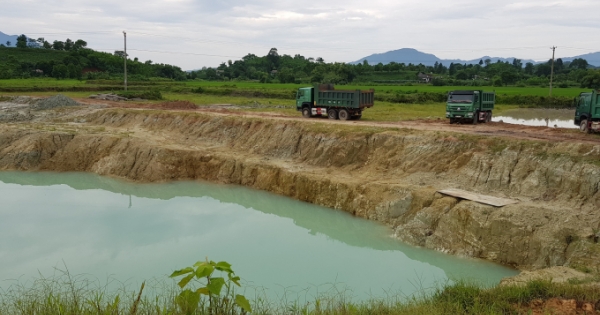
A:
[560, 52, 600, 67]
[352, 48, 600, 67]
[353, 48, 442, 66]
[0, 31, 18, 47]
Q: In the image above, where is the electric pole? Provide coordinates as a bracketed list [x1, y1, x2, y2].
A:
[549, 46, 556, 97]
[123, 31, 127, 91]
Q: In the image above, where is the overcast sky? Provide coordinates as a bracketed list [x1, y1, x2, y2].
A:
[2, 0, 599, 70]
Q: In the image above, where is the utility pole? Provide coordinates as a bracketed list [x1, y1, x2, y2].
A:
[549, 46, 556, 97]
[123, 31, 127, 91]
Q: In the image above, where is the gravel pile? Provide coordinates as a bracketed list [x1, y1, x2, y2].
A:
[33, 94, 80, 110]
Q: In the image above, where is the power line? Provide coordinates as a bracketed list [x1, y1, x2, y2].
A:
[93, 48, 244, 59]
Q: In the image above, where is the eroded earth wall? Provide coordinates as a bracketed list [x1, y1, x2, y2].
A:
[1, 109, 600, 271]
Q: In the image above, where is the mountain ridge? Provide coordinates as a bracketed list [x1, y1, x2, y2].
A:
[352, 48, 600, 67]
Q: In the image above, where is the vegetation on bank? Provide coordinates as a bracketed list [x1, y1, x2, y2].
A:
[2, 267, 599, 315]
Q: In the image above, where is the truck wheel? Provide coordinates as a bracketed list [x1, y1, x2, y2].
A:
[580, 119, 589, 133]
[354, 114, 362, 120]
[302, 107, 311, 118]
[472, 112, 479, 125]
[486, 112, 492, 123]
[449, 118, 456, 124]
[328, 109, 338, 120]
[338, 109, 350, 121]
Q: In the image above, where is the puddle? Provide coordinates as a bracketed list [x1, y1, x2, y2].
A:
[493, 108, 577, 129]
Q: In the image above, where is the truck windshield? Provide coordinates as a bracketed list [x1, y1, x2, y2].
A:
[448, 94, 473, 103]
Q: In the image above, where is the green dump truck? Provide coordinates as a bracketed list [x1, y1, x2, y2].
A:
[574, 90, 600, 133]
[296, 84, 374, 120]
[446, 90, 495, 124]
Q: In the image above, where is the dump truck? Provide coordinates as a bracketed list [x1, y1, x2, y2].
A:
[296, 84, 374, 120]
[574, 90, 600, 133]
[446, 90, 495, 124]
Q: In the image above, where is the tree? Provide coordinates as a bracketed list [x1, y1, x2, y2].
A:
[16, 35, 27, 48]
[6, 41, 10, 47]
[580, 71, 600, 89]
[52, 40, 65, 50]
[43, 41, 52, 49]
[569, 58, 588, 70]
[479, 59, 483, 66]
[73, 39, 87, 50]
[511, 58, 522, 69]
[524, 62, 534, 75]
[64, 39, 74, 51]
[51, 64, 69, 79]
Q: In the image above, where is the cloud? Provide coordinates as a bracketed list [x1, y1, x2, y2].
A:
[2, 0, 600, 69]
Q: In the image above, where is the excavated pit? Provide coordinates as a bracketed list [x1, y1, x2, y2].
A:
[1, 106, 600, 272]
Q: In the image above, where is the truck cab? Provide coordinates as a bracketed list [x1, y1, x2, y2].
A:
[296, 87, 314, 111]
[574, 90, 600, 132]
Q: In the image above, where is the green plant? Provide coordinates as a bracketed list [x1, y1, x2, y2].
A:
[170, 258, 252, 315]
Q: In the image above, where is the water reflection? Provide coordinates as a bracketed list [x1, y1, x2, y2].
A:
[0, 172, 518, 300]
[493, 108, 577, 129]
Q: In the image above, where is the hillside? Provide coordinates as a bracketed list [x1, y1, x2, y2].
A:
[0, 46, 69, 63]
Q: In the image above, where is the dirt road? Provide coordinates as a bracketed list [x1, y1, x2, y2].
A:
[77, 98, 599, 145]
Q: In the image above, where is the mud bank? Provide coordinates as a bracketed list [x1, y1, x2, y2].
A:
[1, 107, 600, 271]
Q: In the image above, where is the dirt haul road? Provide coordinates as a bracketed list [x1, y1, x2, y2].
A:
[2, 96, 600, 273]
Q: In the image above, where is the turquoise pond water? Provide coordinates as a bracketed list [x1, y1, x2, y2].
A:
[0, 171, 518, 300]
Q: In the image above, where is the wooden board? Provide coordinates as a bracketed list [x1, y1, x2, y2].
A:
[438, 188, 518, 207]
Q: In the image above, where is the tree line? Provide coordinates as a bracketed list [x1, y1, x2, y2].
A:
[1, 34, 599, 89]
[190, 48, 600, 89]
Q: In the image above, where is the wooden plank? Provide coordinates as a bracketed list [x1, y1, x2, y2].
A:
[438, 188, 518, 207]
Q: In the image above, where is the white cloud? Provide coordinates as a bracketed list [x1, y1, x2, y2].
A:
[1, 0, 599, 69]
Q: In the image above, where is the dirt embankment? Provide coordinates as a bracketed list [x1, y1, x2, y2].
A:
[1, 104, 600, 272]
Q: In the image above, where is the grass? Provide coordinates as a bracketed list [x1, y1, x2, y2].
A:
[0, 79, 585, 97]
[0, 78, 559, 123]
[2, 269, 599, 315]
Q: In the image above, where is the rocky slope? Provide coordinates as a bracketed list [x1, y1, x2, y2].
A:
[1, 105, 600, 271]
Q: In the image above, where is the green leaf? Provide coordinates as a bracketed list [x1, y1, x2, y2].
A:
[196, 287, 210, 296]
[235, 294, 252, 313]
[176, 290, 200, 313]
[229, 275, 241, 287]
[177, 273, 195, 289]
[207, 277, 225, 296]
[195, 265, 214, 278]
[215, 261, 232, 273]
[193, 261, 207, 268]
[169, 267, 194, 278]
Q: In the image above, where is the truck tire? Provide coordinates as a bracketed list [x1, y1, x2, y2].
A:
[328, 109, 338, 120]
[472, 112, 479, 125]
[338, 109, 350, 121]
[449, 118, 456, 124]
[353, 114, 362, 120]
[580, 119, 589, 133]
[486, 112, 492, 123]
[302, 107, 311, 118]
